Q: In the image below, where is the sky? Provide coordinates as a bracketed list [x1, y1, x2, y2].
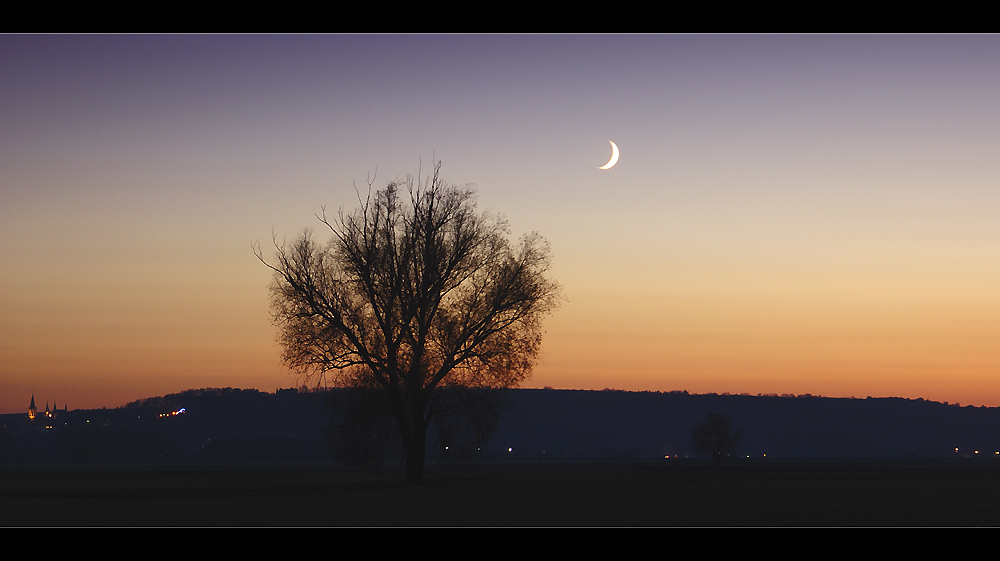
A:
[2, 34, 999, 413]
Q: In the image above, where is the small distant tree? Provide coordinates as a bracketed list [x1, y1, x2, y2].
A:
[691, 413, 742, 465]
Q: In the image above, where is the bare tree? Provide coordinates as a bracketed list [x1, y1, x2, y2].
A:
[691, 413, 743, 465]
[256, 162, 561, 482]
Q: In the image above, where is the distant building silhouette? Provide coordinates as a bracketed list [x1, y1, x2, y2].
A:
[27, 395, 66, 422]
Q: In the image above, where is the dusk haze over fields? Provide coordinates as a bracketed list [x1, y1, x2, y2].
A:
[3, 34, 999, 414]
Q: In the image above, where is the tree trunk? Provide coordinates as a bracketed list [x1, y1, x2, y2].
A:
[405, 437, 426, 484]
[403, 410, 428, 484]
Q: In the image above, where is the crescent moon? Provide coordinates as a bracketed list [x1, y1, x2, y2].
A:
[598, 140, 619, 169]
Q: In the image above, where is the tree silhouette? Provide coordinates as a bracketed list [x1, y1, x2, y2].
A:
[691, 413, 742, 465]
[257, 162, 561, 482]
[322, 387, 403, 468]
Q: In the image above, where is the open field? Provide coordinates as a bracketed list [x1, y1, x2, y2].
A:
[3, 460, 1000, 526]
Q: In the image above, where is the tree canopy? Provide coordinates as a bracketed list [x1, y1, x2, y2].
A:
[257, 162, 560, 481]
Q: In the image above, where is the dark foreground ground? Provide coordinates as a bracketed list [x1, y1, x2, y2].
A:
[4, 460, 1000, 526]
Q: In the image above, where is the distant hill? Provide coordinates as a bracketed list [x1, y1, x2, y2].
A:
[2, 388, 999, 465]
[490, 390, 1000, 460]
[0, 387, 329, 465]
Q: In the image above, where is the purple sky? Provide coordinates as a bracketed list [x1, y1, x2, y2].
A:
[3, 35, 999, 412]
